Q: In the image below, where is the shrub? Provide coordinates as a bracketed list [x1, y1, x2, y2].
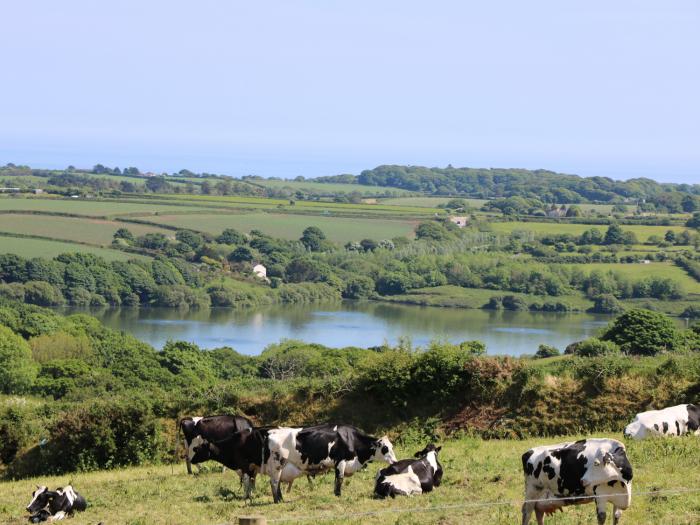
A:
[592, 294, 623, 314]
[342, 276, 375, 299]
[29, 331, 94, 363]
[0, 326, 38, 394]
[534, 344, 560, 359]
[574, 338, 620, 357]
[601, 309, 679, 355]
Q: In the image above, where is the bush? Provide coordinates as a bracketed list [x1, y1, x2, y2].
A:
[534, 344, 560, 358]
[342, 276, 375, 299]
[42, 397, 166, 473]
[29, 331, 94, 363]
[574, 338, 620, 357]
[601, 309, 679, 355]
[592, 294, 623, 314]
[0, 326, 38, 394]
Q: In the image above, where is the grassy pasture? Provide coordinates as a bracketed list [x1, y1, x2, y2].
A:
[0, 196, 212, 217]
[0, 236, 144, 261]
[485, 221, 686, 242]
[570, 262, 700, 294]
[380, 197, 489, 208]
[0, 214, 170, 245]
[0, 435, 698, 524]
[146, 212, 418, 242]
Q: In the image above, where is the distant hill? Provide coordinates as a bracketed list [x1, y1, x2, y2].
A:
[314, 165, 700, 206]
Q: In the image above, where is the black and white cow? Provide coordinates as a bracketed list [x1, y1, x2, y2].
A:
[265, 424, 397, 503]
[26, 485, 87, 522]
[374, 443, 443, 498]
[179, 414, 253, 474]
[624, 404, 700, 440]
[521, 438, 633, 525]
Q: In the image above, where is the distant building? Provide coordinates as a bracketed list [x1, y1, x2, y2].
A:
[253, 263, 270, 282]
[449, 216, 468, 228]
[33, 188, 44, 194]
[0, 187, 20, 193]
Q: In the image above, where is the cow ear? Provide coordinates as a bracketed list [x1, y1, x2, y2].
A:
[414, 451, 422, 458]
[435, 446, 442, 453]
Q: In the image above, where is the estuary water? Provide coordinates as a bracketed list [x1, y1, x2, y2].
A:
[61, 302, 612, 356]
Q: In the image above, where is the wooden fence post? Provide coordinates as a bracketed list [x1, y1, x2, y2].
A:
[238, 516, 267, 525]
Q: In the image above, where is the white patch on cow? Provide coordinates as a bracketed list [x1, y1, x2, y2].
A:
[374, 436, 397, 464]
[425, 451, 439, 473]
[624, 404, 692, 440]
[187, 435, 205, 461]
[27, 486, 47, 510]
[280, 462, 303, 482]
[383, 466, 422, 496]
[343, 456, 364, 476]
[58, 486, 76, 506]
[332, 425, 338, 431]
[192, 416, 203, 425]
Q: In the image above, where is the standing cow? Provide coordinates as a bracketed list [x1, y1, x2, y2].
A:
[265, 424, 397, 503]
[521, 438, 633, 525]
[179, 414, 253, 474]
[374, 443, 443, 498]
[26, 485, 87, 522]
[624, 404, 700, 439]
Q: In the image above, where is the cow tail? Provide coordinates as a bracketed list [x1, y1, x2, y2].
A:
[172, 417, 181, 474]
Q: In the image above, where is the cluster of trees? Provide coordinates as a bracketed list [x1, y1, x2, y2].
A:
[313, 165, 700, 207]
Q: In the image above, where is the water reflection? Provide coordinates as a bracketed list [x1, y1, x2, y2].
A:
[59, 302, 614, 356]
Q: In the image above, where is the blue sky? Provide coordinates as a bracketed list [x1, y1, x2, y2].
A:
[1, 1, 698, 182]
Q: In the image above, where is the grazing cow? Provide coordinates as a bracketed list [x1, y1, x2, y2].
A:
[265, 424, 397, 503]
[374, 443, 443, 498]
[521, 438, 633, 525]
[26, 485, 87, 522]
[624, 404, 700, 440]
[179, 414, 253, 474]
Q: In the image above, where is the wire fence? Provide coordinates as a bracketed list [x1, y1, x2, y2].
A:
[214, 486, 700, 524]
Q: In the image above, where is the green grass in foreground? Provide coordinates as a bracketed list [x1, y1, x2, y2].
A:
[1, 435, 698, 524]
[0, 236, 145, 261]
[0, 214, 170, 245]
[147, 212, 419, 242]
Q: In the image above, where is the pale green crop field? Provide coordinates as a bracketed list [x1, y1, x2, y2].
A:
[0, 434, 697, 525]
[146, 212, 418, 242]
[569, 262, 700, 293]
[485, 221, 686, 242]
[0, 236, 145, 261]
[0, 196, 211, 217]
[0, 214, 170, 245]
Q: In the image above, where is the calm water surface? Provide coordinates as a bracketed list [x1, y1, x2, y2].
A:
[63, 302, 612, 356]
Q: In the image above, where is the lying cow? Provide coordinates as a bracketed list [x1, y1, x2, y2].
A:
[265, 424, 397, 503]
[180, 414, 253, 475]
[624, 404, 700, 440]
[26, 485, 87, 522]
[374, 443, 443, 498]
[521, 438, 633, 525]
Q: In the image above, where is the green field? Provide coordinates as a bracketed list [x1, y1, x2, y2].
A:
[0, 434, 697, 524]
[0, 236, 144, 261]
[0, 196, 212, 217]
[572, 262, 700, 294]
[485, 221, 686, 242]
[146, 212, 418, 242]
[380, 197, 489, 208]
[0, 214, 170, 245]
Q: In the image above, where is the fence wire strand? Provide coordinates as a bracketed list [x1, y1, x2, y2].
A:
[212, 486, 700, 524]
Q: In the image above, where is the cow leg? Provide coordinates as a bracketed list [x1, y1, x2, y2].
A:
[286, 481, 293, 493]
[307, 475, 314, 488]
[270, 470, 283, 503]
[49, 511, 66, 521]
[334, 460, 347, 497]
[521, 502, 535, 525]
[596, 499, 607, 525]
[184, 439, 193, 475]
[613, 507, 622, 525]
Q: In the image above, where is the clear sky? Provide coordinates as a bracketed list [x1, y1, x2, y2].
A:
[1, 1, 698, 183]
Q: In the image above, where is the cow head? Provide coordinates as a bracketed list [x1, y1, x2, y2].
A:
[372, 436, 397, 464]
[581, 447, 633, 488]
[414, 443, 442, 458]
[623, 421, 646, 440]
[190, 437, 214, 464]
[26, 486, 53, 513]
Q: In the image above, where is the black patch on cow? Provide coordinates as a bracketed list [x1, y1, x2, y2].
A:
[551, 440, 588, 496]
[541, 455, 556, 480]
[676, 421, 681, 436]
[296, 424, 380, 470]
[533, 461, 542, 478]
[609, 447, 633, 482]
[180, 415, 253, 465]
[522, 450, 534, 476]
[662, 422, 669, 434]
[653, 423, 659, 431]
[608, 480, 617, 487]
[687, 404, 700, 432]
